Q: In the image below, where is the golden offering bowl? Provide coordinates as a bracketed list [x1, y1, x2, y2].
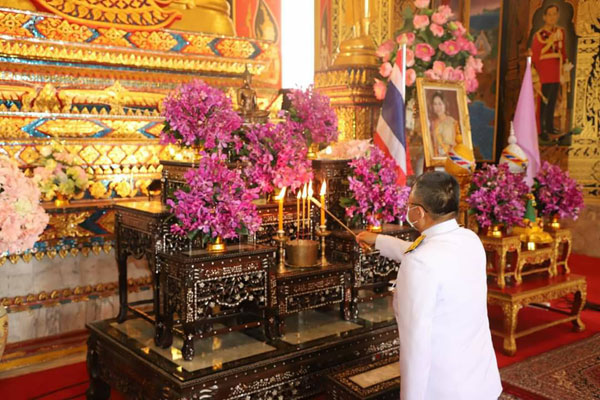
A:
[285, 239, 319, 267]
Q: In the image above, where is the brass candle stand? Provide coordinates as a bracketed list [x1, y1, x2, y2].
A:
[316, 224, 331, 266]
[273, 230, 287, 273]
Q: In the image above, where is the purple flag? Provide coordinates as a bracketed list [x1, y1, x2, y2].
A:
[513, 59, 540, 187]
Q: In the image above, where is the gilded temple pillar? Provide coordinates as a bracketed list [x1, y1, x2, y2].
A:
[315, 66, 380, 141]
[314, 0, 410, 141]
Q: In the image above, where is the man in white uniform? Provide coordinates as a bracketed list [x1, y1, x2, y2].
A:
[357, 171, 502, 400]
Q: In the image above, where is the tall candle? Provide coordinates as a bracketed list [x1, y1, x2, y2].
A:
[320, 181, 327, 226]
[365, 0, 369, 18]
[301, 184, 308, 237]
[308, 182, 314, 239]
[275, 187, 286, 232]
[296, 190, 301, 238]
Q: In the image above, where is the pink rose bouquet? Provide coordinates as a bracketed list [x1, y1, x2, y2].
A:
[374, 0, 483, 100]
[167, 152, 262, 245]
[241, 122, 313, 195]
[283, 86, 339, 148]
[160, 80, 243, 152]
[0, 156, 49, 254]
[340, 146, 410, 227]
[533, 161, 584, 220]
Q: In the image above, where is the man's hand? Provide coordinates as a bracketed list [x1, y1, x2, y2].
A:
[356, 231, 378, 251]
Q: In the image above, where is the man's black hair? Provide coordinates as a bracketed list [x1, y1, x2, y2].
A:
[413, 171, 459, 218]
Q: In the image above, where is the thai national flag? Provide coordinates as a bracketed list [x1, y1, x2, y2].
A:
[373, 53, 413, 186]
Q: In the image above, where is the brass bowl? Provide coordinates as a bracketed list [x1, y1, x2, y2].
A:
[285, 239, 319, 267]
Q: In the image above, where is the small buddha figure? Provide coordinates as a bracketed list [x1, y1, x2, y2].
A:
[238, 70, 258, 116]
[237, 68, 268, 123]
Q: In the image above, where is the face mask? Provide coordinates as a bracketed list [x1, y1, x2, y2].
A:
[406, 206, 420, 229]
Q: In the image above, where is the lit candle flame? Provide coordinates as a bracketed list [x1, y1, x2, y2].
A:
[308, 181, 314, 199]
[325, 146, 332, 155]
[320, 181, 326, 196]
[275, 186, 287, 200]
[302, 184, 307, 199]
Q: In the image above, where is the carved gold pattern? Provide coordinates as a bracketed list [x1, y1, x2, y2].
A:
[515, 247, 555, 284]
[41, 212, 93, 240]
[36, 18, 95, 43]
[0, 12, 32, 37]
[1, 275, 152, 312]
[127, 31, 178, 52]
[0, 37, 267, 76]
[182, 35, 214, 55]
[488, 276, 587, 355]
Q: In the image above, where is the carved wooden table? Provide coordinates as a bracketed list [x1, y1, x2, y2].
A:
[274, 262, 353, 336]
[114, 201, 168, 342]
[487, 274, 586, 356]
[548, 228, 573, 274]
[515, 246, 555, 284]
[158, 244, 276, 360]
[327, 224, 418, 319]
[480, 234, 522, 288]
[86, 316, 400, 400]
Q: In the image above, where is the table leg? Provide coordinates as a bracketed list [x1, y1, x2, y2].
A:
[182, 324, 195, 361]
[501, 303, 521, 356]
[497, 250, 506, 289]
[514, 261, 523, 285]
[572, 285, 587, 332]
[116, 252, 128, 323]
[86, 336, 110, 400]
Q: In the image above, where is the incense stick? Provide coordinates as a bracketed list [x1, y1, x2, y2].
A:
[309, 197, 373, 251]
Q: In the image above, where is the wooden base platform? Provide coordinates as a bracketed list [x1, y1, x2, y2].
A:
[487, 274, 587, 356]
[86, 299, 400, 400]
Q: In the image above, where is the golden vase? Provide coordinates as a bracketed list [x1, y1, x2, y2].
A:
[367, 215, 383, 233]
[307, 143, 319, 160]
[207, 236, 226, 253]
[54, 193, 70, 207]
[549, 215, 561, 231]
[486, 223, 503, 238]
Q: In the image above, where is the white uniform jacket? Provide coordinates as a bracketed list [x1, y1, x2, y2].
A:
[375, 219, 502, 400]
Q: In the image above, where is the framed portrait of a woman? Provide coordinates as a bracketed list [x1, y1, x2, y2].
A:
[416, 79, 473, 168]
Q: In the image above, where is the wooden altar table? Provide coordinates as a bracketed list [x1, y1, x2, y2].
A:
[114, 201, 167, 334]
[487, 274, 586, 356]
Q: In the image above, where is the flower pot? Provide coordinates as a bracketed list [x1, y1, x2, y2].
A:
[207, 236, 226, 253]
[54, 193, 70, 207]
[482, 223, 504, 238]
[0, 306, 7, 361]
[307, 143, 319, 160]
[549, 215, 561, 231]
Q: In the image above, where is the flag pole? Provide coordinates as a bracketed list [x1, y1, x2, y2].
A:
[400, 43, 407, 98]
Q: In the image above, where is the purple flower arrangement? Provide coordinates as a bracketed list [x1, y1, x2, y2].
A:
[241, 122, 313, 194]
[341, 146, 410, 226]
[284, 86, 339, 148]
[533, 161, 584, 219]
[160, 80, 243, 152]
[167, 153, 262, 244]
[467, 163, 529, 229]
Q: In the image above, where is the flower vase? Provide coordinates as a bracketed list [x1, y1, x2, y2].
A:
[54, 193, 70, 207]
[487, 223, 504, 238]
[307, 143, 319, 160]
[367, 215, 383, 233]
[549, 215, 561, 231]
[207, 236, 226, 253]
[0, 306, 7, 361]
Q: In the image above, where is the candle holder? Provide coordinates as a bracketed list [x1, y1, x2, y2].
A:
[273, 230, 287, 273]
[316, 224, 331, 266]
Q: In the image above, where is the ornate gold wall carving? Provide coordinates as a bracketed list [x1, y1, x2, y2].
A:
[0, 7, 280, 261]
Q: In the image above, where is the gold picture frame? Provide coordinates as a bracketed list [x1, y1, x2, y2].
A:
[416, 78, 473, 168]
